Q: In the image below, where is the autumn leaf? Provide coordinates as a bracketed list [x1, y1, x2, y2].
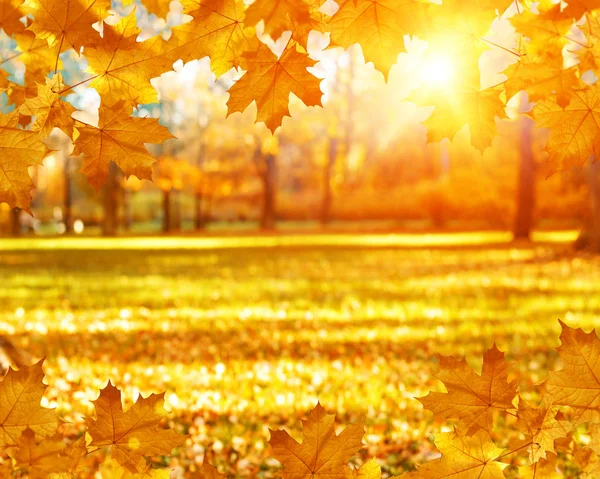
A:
[328, 0, 429, 79]
[8, 428, 75, 478]
[73, 102, 175, 190]
[86, 381, 185, 473]
[19, 73, 76, 139]
[416, 430, 507, 479]
[123, 0, 172, 18]
[22, 0, 110, 54]
[419, 344, 517, 432]
[0, 109, 48, 212]
[546, 320, 600, 426]
[0, 360, 58, 447]
[503, 52, 578, 108]
[534, 86, 600, 174]
[269, 402, 364, 479]
[227, 42, 322, 132]
[515, 396, 571, 463]
[12, 31, 62, 79]
[518, 454, 562, 479]
[192, 461, 226, 478]
[174, 0, 259, 78]
[0, 0, 27, 36]
[245, 0, 311, 40]
[347, 459, 381, 479]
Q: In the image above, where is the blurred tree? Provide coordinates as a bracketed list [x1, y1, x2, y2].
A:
[514, 119, 536, 240]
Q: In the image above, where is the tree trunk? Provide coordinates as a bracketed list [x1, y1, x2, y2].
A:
[162, 189, 172, 233]
[320, 138, 338, 225]
[514, 119, 536, 240]
[260, 154, 277, 230]
[63, 156, 73, 234]
[102, 162, 119, 236]
[172, 190, 181, 232]
[10, 208, 21, 237]
[122, 188, 132, 232]
[589, 160, 600, 251]
[195, 191, 204, 230]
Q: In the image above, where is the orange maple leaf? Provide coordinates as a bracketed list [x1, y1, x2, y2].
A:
[73, 102, 175, 190]
[534, 86, 600, 174]
[328, 0, 429, 79]
[245, 0, 311, 40]
[546, 321, 600, 426]
[347, 459, 381, 479]
[516, 396, 571, 463]
[419, 344, 518, 432]
[416, 430, 507, 479]
[192, 461, 226, 478]
[175, 0, 260, 77]
[0, 361, 58, 447]
[227, 42, 322, 132]
[19, 73, 76, 139]
[269, 402, 364, 479]
[86, 381, 185, 473]
[0, 109, 48, 212]
[0, 0, 27, 36]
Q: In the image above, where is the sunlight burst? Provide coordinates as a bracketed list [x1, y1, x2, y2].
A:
[419, 54, 456, 89]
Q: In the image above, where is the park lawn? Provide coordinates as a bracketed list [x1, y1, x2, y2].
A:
[0, 232, 597, 476]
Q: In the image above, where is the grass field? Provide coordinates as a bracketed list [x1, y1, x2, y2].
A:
[0, 233, 598, 477]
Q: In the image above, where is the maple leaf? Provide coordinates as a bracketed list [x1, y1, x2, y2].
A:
[269, 402, 364, 479]
[533, 85, 600, 174]
[174, 0, 260, 77]
[192, 461, 226, 478]
[518, 454, 562, 479]
[515, 396, 571, 463]
[123, 0, 172, 18]
[511, 5, 575, 57]
[84, 12, 172, 105]
[416, 430, 507, 479]
[19, 73, 76, 139]
[418, 344, 518, 432]
[227, 42, 322, 132]
[0, 360, 58, 447]
[86, 381, 185, 473]
[328, 0, 429, 79]
[545, 320, 600, 426]
[0, 109, 48, 212]
[411, 57, 505, 152]
[563, 0, 600, 21]
[0, 0, 27, 36]
[12, 31, 62, 77]
[73, 102, 175, 190]
[22, 0, 110, 54]
[347, 459, 381, 479]
[503, 52, 578, 108]
[245, 0, 311, 40]
[8, 428, 75, 478]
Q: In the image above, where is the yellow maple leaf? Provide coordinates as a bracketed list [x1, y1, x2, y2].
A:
[123, 0, 172, 18]
[269, 402, 364, 479]
[227, 42, 322, 132]
[517, 454, 562, 479]
[416, 430, 507, 479]
[0, 361, 58, 447]
[0, 0, 27, 36]
[174, 0, 260, 77]
[13, 31, 62, 78]
[328, 0, 429, 79]
[8, 428, 76, 478]
[534, 85, 600, 174]
[546, 320, 600, 426]
[418, 344, 518, 432]
[73, 102, 175, 191]
[86, 381, 185, 473]
[347, 459, 381, 479]
[516, 396, 571, 463]
[22, 0, 110, 56]
[19, 73, 76, 139]
[245, 0, 311, 40]
[0, 109, 48, 212]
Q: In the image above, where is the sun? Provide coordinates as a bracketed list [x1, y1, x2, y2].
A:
[419, 54, 456, 89]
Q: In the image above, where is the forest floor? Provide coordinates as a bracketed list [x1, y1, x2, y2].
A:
[0, 233, 598, 477]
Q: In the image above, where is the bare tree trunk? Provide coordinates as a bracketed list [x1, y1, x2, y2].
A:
[514, 119, 536, 240]
[195, 191, 204, 230]
[589, 161, 600, 251]
[63, 156, 73, 234]
[320, 138, 338, 225]
[260, 154, 277, 230]
[122, 188, 132, 232]
[162, 189, 171, 233]
[102, 162, 119, 236]
[10, 208, 21, 237]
